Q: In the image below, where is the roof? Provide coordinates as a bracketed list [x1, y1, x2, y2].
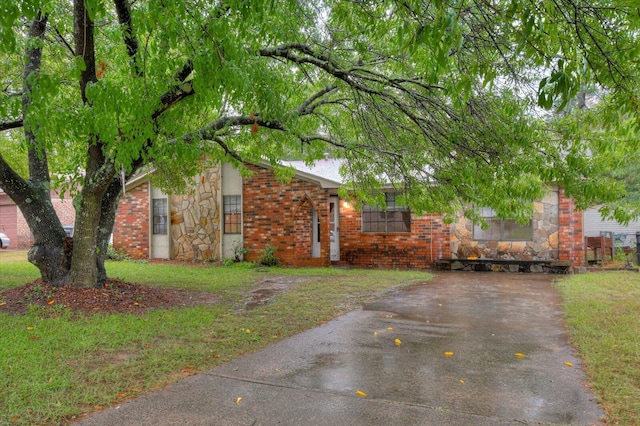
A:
[282, 157, 345, 188]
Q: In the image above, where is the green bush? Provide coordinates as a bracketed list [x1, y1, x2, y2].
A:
[258, 245, 281, 267]
[107, 246, 130, 261]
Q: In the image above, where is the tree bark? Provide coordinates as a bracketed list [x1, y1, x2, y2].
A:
[11, 12, 72, 286]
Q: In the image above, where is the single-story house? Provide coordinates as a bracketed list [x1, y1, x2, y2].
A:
[0, 188, 76, 249]
[112, 158, 585, 271]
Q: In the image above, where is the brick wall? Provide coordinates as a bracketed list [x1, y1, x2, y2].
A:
[14, 190, 76, 249]
[336, 201, 448, 269]
[243, 165, 330, 267]
[113, 182, 149, 259]
[558, 188, 584, 266]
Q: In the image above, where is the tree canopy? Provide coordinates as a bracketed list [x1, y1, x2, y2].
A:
[1, 0, 639, 287]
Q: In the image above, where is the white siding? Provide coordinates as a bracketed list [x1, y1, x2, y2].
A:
[221, 163, 243, 260]
[583, 206, 640, 247]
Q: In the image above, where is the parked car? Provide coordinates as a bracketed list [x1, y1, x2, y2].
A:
[0, 232, 9, 249]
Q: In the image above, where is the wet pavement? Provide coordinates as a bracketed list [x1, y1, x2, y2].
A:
[77, 272, 604, 425]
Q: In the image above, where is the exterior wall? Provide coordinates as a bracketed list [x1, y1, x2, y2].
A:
[3, 189, 75, 249]
[558, 188, 584, 266]
[0, 192, 17, 247]
[170, 166, 221, 261]
[242, 164, 330, 267]
[113, 182, 150, 259]
[450, 189, 560, 261]
[336, 201, 448, 269]
[221, 163, 243, 259]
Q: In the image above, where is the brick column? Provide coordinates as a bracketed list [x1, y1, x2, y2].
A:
[558, 188, 584, 266]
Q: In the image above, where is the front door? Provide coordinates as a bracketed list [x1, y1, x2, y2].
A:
[329, 196, 340, 261]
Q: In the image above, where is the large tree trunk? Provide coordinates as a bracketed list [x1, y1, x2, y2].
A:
[12, 12, 73, 286]
[97, 179, 123, 285]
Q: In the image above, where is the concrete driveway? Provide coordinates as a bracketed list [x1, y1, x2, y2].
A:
[77, 272, 604, 425]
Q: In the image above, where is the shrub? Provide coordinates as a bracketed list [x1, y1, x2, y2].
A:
[258, 245, 281, 267]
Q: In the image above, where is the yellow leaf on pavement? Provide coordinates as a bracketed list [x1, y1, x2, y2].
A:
[395, 338, 402, 346]
[387, 327, 393, 331]
[444, 351, 454, 357]
[564, 361, 573, 367]
[236, 397, 242, 405]
[356, 390, 367, 397]
[515, 353, 527, 359]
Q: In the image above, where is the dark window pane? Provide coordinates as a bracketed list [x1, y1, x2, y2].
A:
[362, 192, 410, 233]
[223, 195, 242, 234]
[152, 199, 167, 235]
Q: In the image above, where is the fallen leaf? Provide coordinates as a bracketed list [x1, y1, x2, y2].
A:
[27, 326, 34, 330]
[356, 390, 367, 397]
[444, 351, 454, 357]
[28, 335, 40, 340]
[47, 300, 56, 305]
[515, 353, 527, 359]
[612, 344, 618, 348]
[438, 304, 442, 307]
[459, 380, 465, 384]
[395, 338, 402, 346]
[236, 397, 242, 405]
[373, 331, 377, 336]
[118, 393, 127, 398]
[564, 361, 573, 367]
[246, 329, 251, 333]
[10, 416, 18, 423]
[0, 302, 7, 306]
[387, 327, 393, 331]
[385, 314, 393, 318]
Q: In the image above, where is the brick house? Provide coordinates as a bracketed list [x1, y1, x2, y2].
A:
[112, 159, 584, 269]
[0, 188, 76, 249]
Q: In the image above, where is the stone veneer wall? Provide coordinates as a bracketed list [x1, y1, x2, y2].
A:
[450, 190, 560, 260]
[170, 166, 221, 261]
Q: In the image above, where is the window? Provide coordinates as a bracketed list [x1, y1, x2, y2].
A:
[473, 207, 532, 241]
[152, 199, 167, 235]
[362, 192, 411, 233]
[223, 195, 242, 234]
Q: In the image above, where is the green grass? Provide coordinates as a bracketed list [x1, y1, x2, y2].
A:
[0, 252, 430, 425]
[555, 272, 640, 425]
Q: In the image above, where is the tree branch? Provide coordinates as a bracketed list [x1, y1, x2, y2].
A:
[0, 119, 24, 132]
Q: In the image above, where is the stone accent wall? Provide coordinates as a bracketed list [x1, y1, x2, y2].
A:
[337, 202, 448, 269]
[450, 190, 560, 261]
[113, 183, 150, 259]
[243, 164, 330, 267]
[170, 167, 221, 261]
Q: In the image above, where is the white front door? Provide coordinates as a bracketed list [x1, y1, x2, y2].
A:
[330, 196, 340, 261]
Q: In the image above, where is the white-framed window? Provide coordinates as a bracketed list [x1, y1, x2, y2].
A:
[362, 192, 411, 233]
[473, 207, 532, 241]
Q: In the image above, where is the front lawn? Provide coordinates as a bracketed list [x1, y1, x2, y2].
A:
[556, 272, 640, 425]
[0, 251, 430, 425]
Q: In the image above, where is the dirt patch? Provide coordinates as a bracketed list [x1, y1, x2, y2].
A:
[0, 279, 219, 315]
[244, 275, 309, 309]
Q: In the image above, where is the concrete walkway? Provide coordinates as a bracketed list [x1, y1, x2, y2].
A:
[77, 272, 604, 425]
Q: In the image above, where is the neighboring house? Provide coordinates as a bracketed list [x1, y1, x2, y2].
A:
[112, 158, 585, 270]
[583, 205, 640, 248]
[0, 189, 75, 249]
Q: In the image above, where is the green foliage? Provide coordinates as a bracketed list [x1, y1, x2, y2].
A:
[3, 0, 640, 286]
[258, 245, 281, 267]
[106, 246, 130, 262]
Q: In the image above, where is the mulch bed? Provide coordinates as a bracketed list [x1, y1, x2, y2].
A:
[0, 279, 219, 315]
